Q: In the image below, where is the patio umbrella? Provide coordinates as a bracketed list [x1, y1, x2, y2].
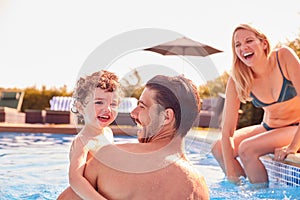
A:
[144, 36, 222, 56]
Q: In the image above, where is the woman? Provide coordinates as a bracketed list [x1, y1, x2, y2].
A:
[212, 23, 300, 185]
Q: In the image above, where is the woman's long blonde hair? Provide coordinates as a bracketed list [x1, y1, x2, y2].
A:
[231, 23, 271, 103]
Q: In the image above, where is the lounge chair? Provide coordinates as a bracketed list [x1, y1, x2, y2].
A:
[45, 96, 73, 124]
[0, 91, 25, 123]
[195, 93, 225, 128]
[25, 109, 44, 124]
[111, 97, 137, 126]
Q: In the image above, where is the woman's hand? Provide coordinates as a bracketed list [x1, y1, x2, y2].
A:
[274, 145, 298, 161]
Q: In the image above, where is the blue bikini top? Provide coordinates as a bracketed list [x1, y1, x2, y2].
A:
[250, 51, 297, 108]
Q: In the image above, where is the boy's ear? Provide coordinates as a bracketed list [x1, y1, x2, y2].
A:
[76, 102, 85, 115]
[163, 108, 175, 125]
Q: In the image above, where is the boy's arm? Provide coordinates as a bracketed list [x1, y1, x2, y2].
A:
[69, 138, 107, 200]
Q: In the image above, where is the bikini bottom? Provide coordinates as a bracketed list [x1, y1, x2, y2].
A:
[262, 122, 299, 131]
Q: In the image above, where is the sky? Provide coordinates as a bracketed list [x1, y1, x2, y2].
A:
[0, 0, 299, 91]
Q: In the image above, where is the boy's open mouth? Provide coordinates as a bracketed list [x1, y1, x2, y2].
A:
[98, 115, 110, 121]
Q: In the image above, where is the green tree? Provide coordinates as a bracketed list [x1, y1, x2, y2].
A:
[277, 31, 300, 58]
[287, 36, 300, 58]
[198, 71, 229, 98]
[119, 69, 144, 99]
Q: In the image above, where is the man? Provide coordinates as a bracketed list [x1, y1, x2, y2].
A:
[58, 75, 209, 200]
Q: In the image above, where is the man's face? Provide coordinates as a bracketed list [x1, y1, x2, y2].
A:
[131, 87, 165, 139]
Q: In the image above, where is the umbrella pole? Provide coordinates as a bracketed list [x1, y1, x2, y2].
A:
[182, 57, 184, 74]
[182, 47, 185, 74]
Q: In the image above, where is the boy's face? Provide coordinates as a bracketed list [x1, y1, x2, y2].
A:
[83, 88, 119, 128]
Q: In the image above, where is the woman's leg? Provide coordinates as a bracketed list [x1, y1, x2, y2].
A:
[212, 125, 266, 178]
[238, 126, 297, 184]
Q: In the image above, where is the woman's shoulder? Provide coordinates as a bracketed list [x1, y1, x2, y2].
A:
[226, 76, 237, 89]
[273, 46, 299, 68]
[268, 46, 296, 65]
[272, 46, 295, 58]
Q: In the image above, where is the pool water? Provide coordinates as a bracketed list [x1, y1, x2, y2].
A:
[0, 132, 299, 200]
[185, 138, 300, 200]
[0, 133, 72, 199]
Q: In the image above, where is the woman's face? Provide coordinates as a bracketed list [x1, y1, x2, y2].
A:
[234, 29, 267, 67]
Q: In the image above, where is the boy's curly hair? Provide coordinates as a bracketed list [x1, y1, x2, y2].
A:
[72, 70, 120, 115]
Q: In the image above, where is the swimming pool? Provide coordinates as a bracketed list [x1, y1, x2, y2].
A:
[0, 132, 299, 200]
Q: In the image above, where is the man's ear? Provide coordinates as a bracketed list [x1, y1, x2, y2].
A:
[163, 108, 175, 125]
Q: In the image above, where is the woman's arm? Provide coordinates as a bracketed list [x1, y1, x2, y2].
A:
[221, 77, 243, 182]
[280, 46, 300, 97]
[274, 47, 300, 160]
[274, 125, 300, 161]
[69, 137, 107, 200]
[286, 125, 300, 153]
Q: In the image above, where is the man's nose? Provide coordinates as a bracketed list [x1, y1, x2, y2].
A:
[130, 107, 138, 119]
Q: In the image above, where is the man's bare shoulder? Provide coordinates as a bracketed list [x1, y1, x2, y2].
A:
[86, 146, 209, 200]
[163, 159, 209, 199]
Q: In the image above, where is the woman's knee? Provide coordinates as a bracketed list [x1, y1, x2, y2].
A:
[238, 140, 255, 162]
